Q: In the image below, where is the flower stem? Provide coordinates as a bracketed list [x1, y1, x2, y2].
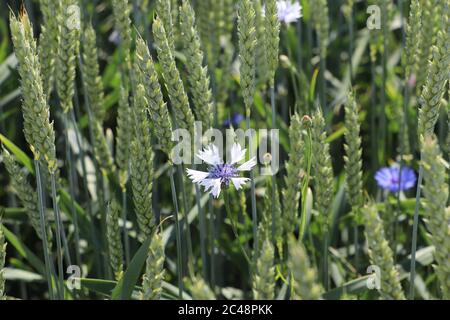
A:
[195, 172, 208, 280]
[208, 195, 216, 290]
[169, 167, 184, 298]
[178, 164, 194, 277]
[224, 191, 251, 264]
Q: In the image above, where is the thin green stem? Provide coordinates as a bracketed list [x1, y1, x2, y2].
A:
[63, 113, 81, 267]
[246, 115, 258, 257]
[208, 195, 216, 290]
[50, 172, 65, 299]
[270, 86, 277, 243]
[121, 188, 130, 265]
[169, 168, 183, 298]
[34, 160, 55, 300]
[195, 176, 208, 280]
[178, 164, 194, 277]
[409, 163, 423, 300]
[224, 191, 251, 264]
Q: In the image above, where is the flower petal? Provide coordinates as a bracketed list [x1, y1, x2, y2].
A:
[231, 177, 249, 190]
[186, 169, 209, 183]
[196, 144, 222, 165]
[201, 178, 222, 198]
[230, 143, 246, 164]
[237, 156, 257, 171]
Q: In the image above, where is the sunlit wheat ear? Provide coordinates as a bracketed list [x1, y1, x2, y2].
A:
[141, 231, 165, 300]
[9, 11, 57, 174]
[153, 17, 195, 137]
[311, 108, 333, 223]
[130, 84, 155, 239]
[238, 0, 257, 116]
[403, 0, 421, 80]
[253, 0, 267, 87]
[2, 149, 53, 249]
[38, 0, 60, 99]
[282, 114, 306, 236]
[55, 0, 79, 113]
[115, 86, 132, 188]
[288, 238, 322, 300]
[106, 199, 124, 280]
[417, 6, 450, 140]
[82, 23, 105, 122]
[111, 0, 132, 71]
[179, 0, 214, 129]
[416, 0, 439, 90]
[362, 204, 406, 300]
[0, 210, 6, 300]
[344, 92, 363, 215]
[186, 275, 215, 300]
[134, 36, 173, 157]
[253, 239, 275, 300]
[421, 136, 450, 299]
[156, 0, 175, 52]
[265, 0, 280, 88]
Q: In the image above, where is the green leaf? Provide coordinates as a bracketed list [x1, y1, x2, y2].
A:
[1, 225, 45, 274]
[111, 235, 153, 300]
[323, 275, 371, 300]
[0, 133, 34, 173]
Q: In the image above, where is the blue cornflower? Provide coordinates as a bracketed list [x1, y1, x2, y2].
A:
[223, 112, 244, 128]
[186, 143, 256, 198]
[375, 165, 417, 193]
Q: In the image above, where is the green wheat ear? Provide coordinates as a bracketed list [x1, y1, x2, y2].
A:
[179, 0, 214, 129]
[265, 0, 280, 88]
[156, 0, 175, 52]
[112, 0, 132, 74]
[238, 0, 257, 116]
[9, 11, 57, 174]
[130, 84, 155, 240]
[310, 0, 329, 58]
[134, 36, 173, 157]
[0, 209, 6, 300]
[282, 114, 306, 236]
[253, 239, 275, 300]
[2, 149, 53, 249]
[344, 92, 364, 216]
[362, 204, 406, 300]
[38, 0, 60, 99]
[153, 17, 195, 138]
[82, 23, 105, 122]
[288, 237, 322, 300]
[55, 0, 80, 113]
[421, 136, 450, 299]
[418, 4, 450, 139]
[311, 107, 334, 226]
[106, 199, 124, 280]
[186, 275, 215, 300]
[141, 232, 165, 300]
[115, 86, 132, 189]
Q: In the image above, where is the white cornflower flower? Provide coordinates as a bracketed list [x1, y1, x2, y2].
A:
[263, 1, 303, 24]
[186, 143, 257, 198]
